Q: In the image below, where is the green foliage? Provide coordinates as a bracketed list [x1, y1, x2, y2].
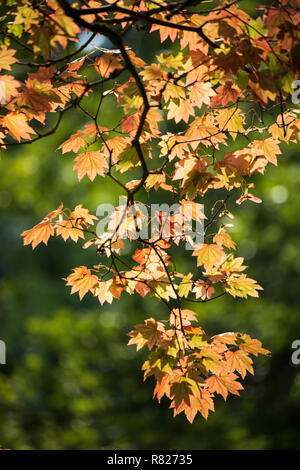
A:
[1, 0, 300, 448]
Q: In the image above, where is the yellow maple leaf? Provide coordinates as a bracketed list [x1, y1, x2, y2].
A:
[127, 318, 165, 351]
[192, 243, 225, 269]
[216, 108, 244, 140]
[225, 273, 263, 298]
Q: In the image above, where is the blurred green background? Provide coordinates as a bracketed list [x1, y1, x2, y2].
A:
[0, 0, 300, 450]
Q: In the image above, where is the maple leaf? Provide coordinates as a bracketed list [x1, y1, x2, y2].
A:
[73, 151, 108, 181]
[135, 281, 150, 298]
[169, 309, 198, 328]
[151, 17, 181, 43]
[211, 81, 240, 106]
[178, 273, 193, 298]
[194, 349, 223, 375]
[206, 372, 244, 400]
[59, 131, 86, 154]
[0, 75, 20, 101]
[180, 201, 207, 221]
[167, 98, 195, 124]
[173, 157, 213, 199]
[170, 376, 196, 410]
[225, 350, 254, 379]
[250, 138, 281, 166]
[225, 274, 263, 298]
[185, 390, 215, 422]
[192, 243, 226, 269]
[145, 174, 166, 191]
[144, 350, 177, 377]
[127, 318, 166, 351]
[66, 57, 86, 73]
[216, 108, 244, 140]
[212, 333, 238, 346]
[153, 373, 171, 402]
[192, 280, 215, 300]
[2, 113, 36, 142]
[0, 46, 17, 72]
[213, 229, 236, 250]
[238, 334, 270, 356]
[163, 82, 185, 102]
[116, 145, 147, 173]
[189, 82, 216, 109]
[94, 53, 122, 78]
[169, 373, 209, 422]
[21, 221, 54, 250]
[64, 266, 99, 300]
[95, 280, 114, 306]
[55, 219, 85, 242]
[71, 205, 98, 226]
[141, 63, 165, 82]
[21, 203, 63, 249]
[19, 78, 61, 114]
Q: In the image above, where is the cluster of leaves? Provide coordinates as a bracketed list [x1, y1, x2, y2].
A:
[128, 310, 269, 422]
[1, 0, 299, 421]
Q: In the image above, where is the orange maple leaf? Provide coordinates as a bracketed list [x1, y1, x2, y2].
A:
[73, 151, 108, 181]
[21, 203, 63, 249]
[211, 81, 240, 106]
[21, 221, 54, 250]
[225, 349, 254, 379]
[167, 98, 195, 124]
[71, 204, 98, 226]
[59, 132, 86, 154]
[64, 266, 99, 300]
[238, 334, 271, 356]
[0, 75, 20, 101]
[0, 46, 17, 72]
[206, 372, 244, 400]
[213, 229, 236, 250]
[2, 113, 36, 142]
[55, 219, 85, 242]
[94, 53, 122, 78]
[250, 138, 281, 166]
[169, 309, 197, 328]
[184, 390, 215, 422]
[189, 82, 216, 108]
